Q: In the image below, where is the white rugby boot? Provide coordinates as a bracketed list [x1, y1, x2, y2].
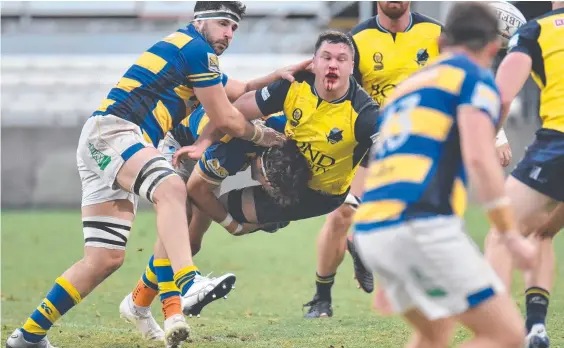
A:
[6, 329, 56, 348]
[163, 314, 190, 348]
[119, 293, 165, 341]
[525, 324, 550, 348]
[181, 272, 236, 317]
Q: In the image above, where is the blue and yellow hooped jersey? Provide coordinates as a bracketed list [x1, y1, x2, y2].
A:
[92, 24, 225, 147]
[507, 8, 564, 133]
[171, 105, 286, 185]
[355, 54, 501, 232]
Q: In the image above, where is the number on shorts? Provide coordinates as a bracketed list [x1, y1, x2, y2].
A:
[376, 93, 421, 156]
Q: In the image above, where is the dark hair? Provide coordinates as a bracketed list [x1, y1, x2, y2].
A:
[314, 30, 355, 58]
[194, 1, 246, 18]
[442, 2, 499, 51]
[262, 140, 312, 207]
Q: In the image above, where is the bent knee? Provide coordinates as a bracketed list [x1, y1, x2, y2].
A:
[326, 204, 355, 230]
[152, 175, 187, 205]
[84, 247, 125, 276]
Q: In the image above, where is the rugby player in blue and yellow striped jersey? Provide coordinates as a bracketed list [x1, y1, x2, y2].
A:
[486, 2, 564, 346]
[6, 2, 309, 348]
[353, 2, 535, 347]
[120, 105, 312, 339]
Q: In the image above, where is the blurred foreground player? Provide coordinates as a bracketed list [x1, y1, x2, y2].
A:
[305, 0, 512, 318]
[354, 2, 535, 347]
[486, 2, 564, 347]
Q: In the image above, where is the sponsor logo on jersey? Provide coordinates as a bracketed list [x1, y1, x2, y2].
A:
[415, 48, 430, 66]
[326, 128, 344, 144]
[88, 143, 112, 170]
[373, 52, 384, 71]
[207, 53, 221, 74]
[291, 108, 303, 126]
[206, 158, 228, 178]
[297, 142, 336, 174]
[261, 86, 271, 101]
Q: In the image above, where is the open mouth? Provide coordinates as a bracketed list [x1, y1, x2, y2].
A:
[326, 73, 338, 79]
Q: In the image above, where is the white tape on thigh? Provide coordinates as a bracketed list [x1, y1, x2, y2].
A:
[83, 216, 132, 250]
[344, 193, 361, 211]
[131, 156, 178, 203]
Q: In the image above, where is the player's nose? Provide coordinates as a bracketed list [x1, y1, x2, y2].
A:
[224, 28, 234, 40]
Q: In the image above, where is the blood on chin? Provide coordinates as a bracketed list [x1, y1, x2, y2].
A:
[324, 77, 337, 91]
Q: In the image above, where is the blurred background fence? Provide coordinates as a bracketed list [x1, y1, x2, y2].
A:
[1, 1, 549, 208]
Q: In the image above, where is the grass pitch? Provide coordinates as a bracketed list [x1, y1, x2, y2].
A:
[2, 208, 563, 347]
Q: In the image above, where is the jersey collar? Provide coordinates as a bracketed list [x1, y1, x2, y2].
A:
[375, 12, 413, 34]
[311, 82, 351, 104]
[186, 24, 205, 41]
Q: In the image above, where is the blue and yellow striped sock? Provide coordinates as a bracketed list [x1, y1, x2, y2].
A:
[173, 265, 200, 296]
[154, 259, 183, 319]
[21, 277, 82, 343]
[132, 255, 159, 308]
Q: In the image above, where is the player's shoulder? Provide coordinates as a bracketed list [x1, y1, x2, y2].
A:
[513, 17, 541, 40]
[350, 78, 379, 113]
[411, 12, 444, 30]
[532, 7, 564, 25]
[443, 55, 490, 78]
[436, 54, 497, 92]
[350, 17, 378, 37]
[176, 25, 215, 54]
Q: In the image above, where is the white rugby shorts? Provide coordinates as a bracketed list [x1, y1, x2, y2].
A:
[157, 132, 196, 182]
[354, 216, 505, 320]
[77, 115, 152, 207]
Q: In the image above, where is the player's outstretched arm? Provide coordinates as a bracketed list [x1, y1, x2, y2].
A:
[173, 88, 285, 163]
[225, 59, 312, 102]
[194, 84, 257, 140]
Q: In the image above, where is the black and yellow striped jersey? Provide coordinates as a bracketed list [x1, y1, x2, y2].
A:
[255, 71, 379, 195]
[92, 24, 224, 147]
[355, 54, 502, 232]
[350, 12, 442, 106]
[508, 8, 564, 133]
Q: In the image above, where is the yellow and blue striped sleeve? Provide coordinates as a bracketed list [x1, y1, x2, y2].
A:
[180, 39, 223, 88]
[197, 142, 248, 183]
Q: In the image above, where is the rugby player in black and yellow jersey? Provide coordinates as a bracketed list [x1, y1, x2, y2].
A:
[306, 1, 443, 318]
[306, 1, 513, 319]
[6, 2, 310, 348]
[485, 3, 564, 347]
[176, 31, 379, 237]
